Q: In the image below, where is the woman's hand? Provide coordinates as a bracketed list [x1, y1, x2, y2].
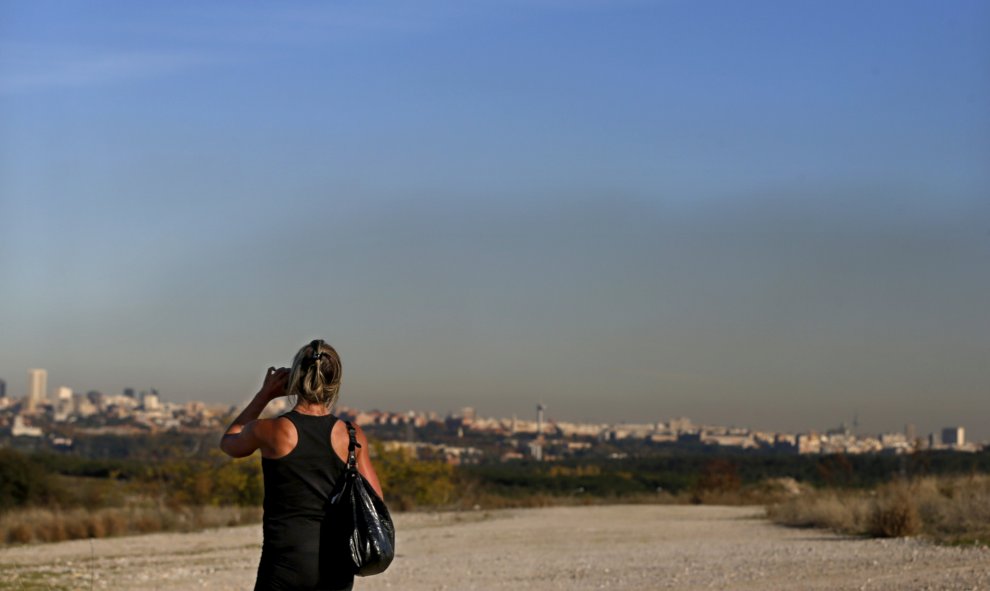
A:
[259, 366, 290, 401]
[219, 367, 289, 458]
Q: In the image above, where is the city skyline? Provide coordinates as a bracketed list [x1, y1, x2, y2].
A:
[0, 365, 981, 445]
[2, 2, 988, 442]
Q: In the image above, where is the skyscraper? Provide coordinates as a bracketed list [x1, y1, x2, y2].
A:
[941, 427, 965, 448]
[536, 403, 545, 436]
[26, 368, 47, 412]
[0, 378, 6, 398]
[532, 402, 547, 461]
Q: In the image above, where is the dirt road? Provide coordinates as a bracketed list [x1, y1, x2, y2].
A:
[1, 505, 987, 590]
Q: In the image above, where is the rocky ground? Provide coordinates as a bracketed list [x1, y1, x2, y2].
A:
[1, 505, 988, 590]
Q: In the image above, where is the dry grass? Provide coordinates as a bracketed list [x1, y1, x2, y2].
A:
[692, 477, 812, 506]
[914, 475, 990, 544]
[0, 505, 262, 547]
[767, 474, 990, 544]
[766, 490, 871, 534]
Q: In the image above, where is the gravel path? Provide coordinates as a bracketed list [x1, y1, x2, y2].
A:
[1, 505, 988, 590]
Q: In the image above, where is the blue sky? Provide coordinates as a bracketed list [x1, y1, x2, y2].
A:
[1, 1, 988, 440]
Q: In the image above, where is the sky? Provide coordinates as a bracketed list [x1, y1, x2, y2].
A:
[1, 1, 988, 441]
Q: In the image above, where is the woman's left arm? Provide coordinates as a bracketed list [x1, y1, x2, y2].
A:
[219, 367, 288, 458]
[354, 424, 385, 500]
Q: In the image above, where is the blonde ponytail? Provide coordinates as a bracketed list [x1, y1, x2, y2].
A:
[287, 339, 342, 408]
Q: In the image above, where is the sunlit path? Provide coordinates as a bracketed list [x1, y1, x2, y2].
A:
[2, 506, 987, 590]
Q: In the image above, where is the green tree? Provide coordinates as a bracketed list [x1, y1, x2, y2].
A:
[374, 444, 456, 510]
[0, 448, 63, 511]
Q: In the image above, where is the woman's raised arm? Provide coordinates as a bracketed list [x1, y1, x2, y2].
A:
[220, 367, 288, 458]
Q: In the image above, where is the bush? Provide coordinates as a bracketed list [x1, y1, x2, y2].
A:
[869, 482, 920, 538]
[374, 444, 456, 510]
[768, 475, 990, 544]
[0, 505, 263, 546]
[766, 491, 871, 534]
[692, 459, 742, 503]
[914, 475, 990, 544]
[7, 523, 32, 544]
[0, 449, 66, 511]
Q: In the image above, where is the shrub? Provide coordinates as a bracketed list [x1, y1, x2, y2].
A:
[374, 444, 456, 510]
[7, 523, 32, 544]
[0, 449, 65, 511]
[768, 475, 990, 544]
[914, 475, 990, 544]
[132, 510, 163, 534]
[85, 513, 106, 538]
[691, 459, 742, 503]
[101, 511, 128, 536]
[869, 483, 920, 537]
[767, 491, 870, 535]
[64, 511, 90, 539]
[0, 505, 263, 546]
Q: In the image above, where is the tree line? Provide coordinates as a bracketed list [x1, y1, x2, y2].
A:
[3, 441, 989, 514]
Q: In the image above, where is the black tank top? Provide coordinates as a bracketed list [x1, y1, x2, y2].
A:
[261, 411, 349, 551]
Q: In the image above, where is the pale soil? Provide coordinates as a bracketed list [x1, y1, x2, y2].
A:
[1, 505, 988, 590]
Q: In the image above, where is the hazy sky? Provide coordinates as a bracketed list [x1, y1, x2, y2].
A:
[2, 1, 988, 440]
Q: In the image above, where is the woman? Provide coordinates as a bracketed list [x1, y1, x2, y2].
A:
[220, 340, 383, 591]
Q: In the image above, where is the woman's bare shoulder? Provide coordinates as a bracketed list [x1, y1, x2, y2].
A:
[254, 416, 298, 457]
[252, 415, 292, 434]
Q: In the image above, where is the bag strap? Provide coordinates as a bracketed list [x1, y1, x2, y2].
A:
[344, 420, 361, 471]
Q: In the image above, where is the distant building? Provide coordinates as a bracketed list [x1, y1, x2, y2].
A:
[11, 415, 43, 438]
[123, 387, 136, 399]
[141, 390, 161, 411]
[26, 368, 47, 412]
[773, 434, 798, 453]
[942, 427, 965, 447]
[87, 390, 105, 406]
[72, 392, 97, 416]
[54, 386, 74, 418]
[905, 423, 917, 446]
[529, 439, 543, 461]
[796, 433, 822, 454]
[0, 378, 6, 397]
[703, 433, 757, 449]
[668, 417, 694, 434]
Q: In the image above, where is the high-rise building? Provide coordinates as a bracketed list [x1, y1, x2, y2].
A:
[0, 378, 6, 398]
[26, 368, 47, 412]
[532, 403, 547, 461]
[941, 427, 965, 447]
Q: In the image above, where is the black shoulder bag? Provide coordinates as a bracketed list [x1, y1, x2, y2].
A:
[330, 421, 396, 576]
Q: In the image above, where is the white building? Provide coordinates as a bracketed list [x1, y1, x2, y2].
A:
[12, 415, 43, 437]
[942, 427, 965, 447]
[26, 368, 47, 412]
[142, 391, 161, 411]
